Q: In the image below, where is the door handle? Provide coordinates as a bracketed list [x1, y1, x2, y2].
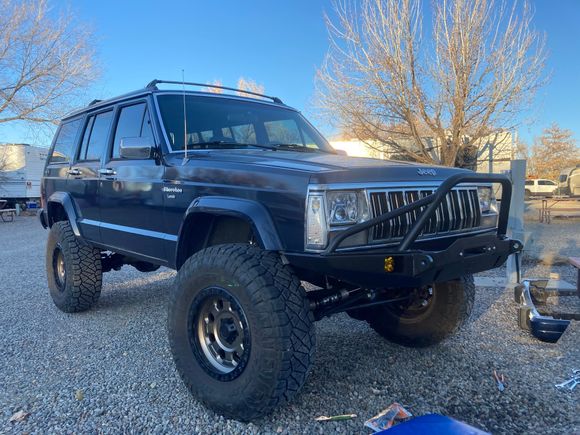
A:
[67, 168, 82, 176]
[99, 168, 117, 176]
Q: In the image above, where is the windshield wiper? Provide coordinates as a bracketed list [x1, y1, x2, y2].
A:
[182, 141, 327, 153]
[189, 141, 278, 151]
[270, 143, 324, 152]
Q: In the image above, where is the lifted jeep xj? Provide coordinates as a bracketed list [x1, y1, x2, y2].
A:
[40, 80, 522, 420]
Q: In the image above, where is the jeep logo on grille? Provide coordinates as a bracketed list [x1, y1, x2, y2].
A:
[417, 168, 437, 176]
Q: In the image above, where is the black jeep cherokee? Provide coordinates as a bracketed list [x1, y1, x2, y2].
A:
[40, 80, 522, 420]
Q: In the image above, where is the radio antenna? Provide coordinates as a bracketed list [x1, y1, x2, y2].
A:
[182, 69, 188, 163]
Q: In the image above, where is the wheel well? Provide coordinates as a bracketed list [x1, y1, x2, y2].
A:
[176, 213, 260, 269]
[47, 202, 68, 226]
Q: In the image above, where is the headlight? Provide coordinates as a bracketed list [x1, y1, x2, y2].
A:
[327, 191, 369, 225]
[306, 189, 369, 250]
[477, 186, 497, 214]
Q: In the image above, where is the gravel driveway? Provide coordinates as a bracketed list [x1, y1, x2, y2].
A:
[1, 216, 578, 434]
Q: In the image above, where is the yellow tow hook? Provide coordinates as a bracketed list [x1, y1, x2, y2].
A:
[384, 256, 395, 273]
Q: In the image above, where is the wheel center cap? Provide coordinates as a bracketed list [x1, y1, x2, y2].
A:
[219, 317, 238, 344]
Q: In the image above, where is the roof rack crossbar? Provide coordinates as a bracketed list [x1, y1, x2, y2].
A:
[146, 79, 283, 104]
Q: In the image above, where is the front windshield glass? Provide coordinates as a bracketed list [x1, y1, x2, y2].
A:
[156, 94, 333, 152]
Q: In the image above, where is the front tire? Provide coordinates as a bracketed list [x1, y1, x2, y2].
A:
[46, 221, 102, 312]
[366, 275, 475, 348]
[168, 244, 316, 421]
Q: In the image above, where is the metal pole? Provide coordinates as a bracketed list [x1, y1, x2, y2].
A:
[507, 159, 526, 284]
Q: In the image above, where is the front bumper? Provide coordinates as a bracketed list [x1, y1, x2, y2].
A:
[286, 233, 522, 288]
[514, 279, 579, 343]
[290, 172, 521, 288]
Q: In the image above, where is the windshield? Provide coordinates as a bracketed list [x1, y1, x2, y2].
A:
[156, 94, 333, 152]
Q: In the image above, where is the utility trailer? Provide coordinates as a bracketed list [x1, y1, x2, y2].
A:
[0, 143, 48, 205]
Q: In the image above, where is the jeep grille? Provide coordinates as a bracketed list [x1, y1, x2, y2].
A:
[368, 187, 481, 241]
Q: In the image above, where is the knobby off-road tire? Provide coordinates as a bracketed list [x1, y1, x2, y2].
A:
[366, 275, 475, 348]
[46, 221, 102, 312]
[168, 244, 316, 421]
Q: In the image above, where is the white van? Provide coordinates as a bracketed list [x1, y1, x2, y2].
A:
[524, 178, 558, 198]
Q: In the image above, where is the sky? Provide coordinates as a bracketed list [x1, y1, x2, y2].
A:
[1, 0, 579, 148]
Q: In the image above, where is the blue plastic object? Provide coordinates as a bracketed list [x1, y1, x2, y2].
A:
[376, 414, 490, 435]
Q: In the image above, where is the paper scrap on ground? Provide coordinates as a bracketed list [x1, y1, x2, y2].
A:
[365, 402, 412, 432]
[9, 410, 30, 423]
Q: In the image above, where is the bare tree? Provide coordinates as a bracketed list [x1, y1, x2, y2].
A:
[0, 144, 13, 185]
[204, 79, 225, 94]
[204, 78, 265, 97]
[0, 0, 98, 127]
[236, 77, 265, 96]
[528, 123, 579, 180]
[316, 0, 547, 167]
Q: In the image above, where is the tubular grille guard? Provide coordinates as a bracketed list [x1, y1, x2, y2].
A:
[324, 173, 512, 255]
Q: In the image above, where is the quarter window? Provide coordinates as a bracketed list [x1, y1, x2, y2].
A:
[78, 111, 113, 161]
[49, 119, 82, 164]
[525, 180, 534, 186]
[112, 103, 154, 158]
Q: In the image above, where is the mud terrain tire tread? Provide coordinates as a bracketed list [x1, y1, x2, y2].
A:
[367, 275, 475, 348]
[168, 244, 316, 421]
[46, 221, 102, 312]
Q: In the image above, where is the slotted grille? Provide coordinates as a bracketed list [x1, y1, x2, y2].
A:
[368, 187, 481, 241]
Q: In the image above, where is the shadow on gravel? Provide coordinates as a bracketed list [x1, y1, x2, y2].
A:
[469, 283, 506, 323]
[95, 271, 175, 312]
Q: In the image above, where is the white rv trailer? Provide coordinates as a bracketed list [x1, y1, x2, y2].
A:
[0, 143, 48, 201]
[557, 165, 580, 197]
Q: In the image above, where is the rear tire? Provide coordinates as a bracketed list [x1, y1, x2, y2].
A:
[168, 244, 316, 421]
[46, 221, 102, 312]
[365, 275, 475, 348]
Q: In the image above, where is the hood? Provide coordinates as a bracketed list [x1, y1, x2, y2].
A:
[167, 149, 469, 184]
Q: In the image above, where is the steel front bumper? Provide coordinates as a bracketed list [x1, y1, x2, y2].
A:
[288, 172, 521, 289]
[286, 234, 522, 289]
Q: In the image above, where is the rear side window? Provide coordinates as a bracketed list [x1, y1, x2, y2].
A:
[538, 180, 555, 186]
[49, 119, 82, 164]
[78, 111, 113, 161]
[112, 103, 154, 158]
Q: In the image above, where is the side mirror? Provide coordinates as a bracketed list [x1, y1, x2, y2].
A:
[334, 149, 347, 156]
[119, 137, 154, 159]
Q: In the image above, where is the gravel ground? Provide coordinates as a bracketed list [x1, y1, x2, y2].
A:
[0, 216, 578, 434]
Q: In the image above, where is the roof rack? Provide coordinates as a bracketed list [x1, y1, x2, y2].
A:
[145, 79, 284, 104]
[88, 99, 102, 106]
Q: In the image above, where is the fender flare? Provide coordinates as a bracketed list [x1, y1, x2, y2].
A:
[179, 196, 283, 251]
[47, 192, 82, 237]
